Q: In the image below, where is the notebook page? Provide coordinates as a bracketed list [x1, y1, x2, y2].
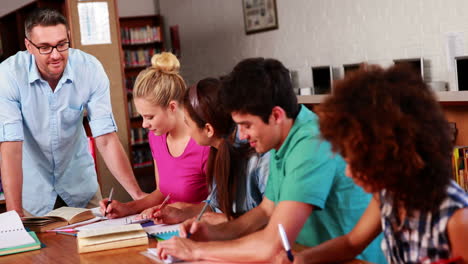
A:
[143, 248, 181, 263]
[143, 224, 180, 235]
[0, 211, 35, 248]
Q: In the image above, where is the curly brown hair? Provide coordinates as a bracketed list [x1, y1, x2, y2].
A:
[317, 64, 453, 214]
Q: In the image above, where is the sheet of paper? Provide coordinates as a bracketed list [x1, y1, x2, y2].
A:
[90, 206, 103, 217]
[53, 216, 102, 230]
[76, 214, 141, 231]
[77, 2, 111, 45]
[142, 248, 179, 263]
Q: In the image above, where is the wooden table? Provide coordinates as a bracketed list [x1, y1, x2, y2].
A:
[0, 233, 372, 263]
[1, 232, 157, 264]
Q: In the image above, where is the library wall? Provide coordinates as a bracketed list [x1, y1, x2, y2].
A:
[117, 0, 158, 17]
[159, 0, 468, 89]
[0, 0, 34, 17]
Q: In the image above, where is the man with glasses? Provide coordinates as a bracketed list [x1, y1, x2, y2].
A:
[0, 8, 146, 216]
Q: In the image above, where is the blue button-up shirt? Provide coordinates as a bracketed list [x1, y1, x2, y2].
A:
[0, 49, 117, 216]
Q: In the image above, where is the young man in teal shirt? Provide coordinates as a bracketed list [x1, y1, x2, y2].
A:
[156, 58, 385, 263]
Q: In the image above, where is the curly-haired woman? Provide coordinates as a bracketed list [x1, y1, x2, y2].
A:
[275, 64, 468, 264]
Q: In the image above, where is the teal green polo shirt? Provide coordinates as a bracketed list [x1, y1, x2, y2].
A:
[265, 105, 386, 263]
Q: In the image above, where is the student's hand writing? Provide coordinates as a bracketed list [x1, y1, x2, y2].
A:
[156, 237, 200, 261]
[274, 251, 304, 264]
[138, 205, 160, 220]
[99, 198, 131, 219]
[153, 205, 188, 224]
[179, 217, 218, 241]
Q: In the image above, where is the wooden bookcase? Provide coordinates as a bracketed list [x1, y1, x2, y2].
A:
[0, 1, 65, 63]
[119, 15, 165, 193]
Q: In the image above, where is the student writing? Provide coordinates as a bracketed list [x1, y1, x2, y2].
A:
[100, 52, 209, 218]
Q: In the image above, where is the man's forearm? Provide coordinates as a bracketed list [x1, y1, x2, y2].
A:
[212, 204, 270, 241]
[95, 133, 145, 199]
[1, 142, 24, 215]
[193, 227, 281, 262]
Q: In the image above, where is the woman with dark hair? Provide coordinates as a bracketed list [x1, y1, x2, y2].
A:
[146, 77, 269, 224]
[275, 64, 468, 264]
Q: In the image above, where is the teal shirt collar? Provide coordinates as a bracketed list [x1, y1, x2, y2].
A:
[274, 105, 317, 160]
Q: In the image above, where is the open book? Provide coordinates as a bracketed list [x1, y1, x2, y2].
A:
[22, 207, 95, 232]
[77, 223, 148, 253]
[0, 211, 41, 256]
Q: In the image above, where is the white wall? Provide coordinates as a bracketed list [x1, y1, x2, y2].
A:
[160, 0, 468, 90]
[0, 0, 34, 17]
[117, 0, 158, 17]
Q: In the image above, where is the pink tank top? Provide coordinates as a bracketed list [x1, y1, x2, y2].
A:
[148, 132, 209, 204]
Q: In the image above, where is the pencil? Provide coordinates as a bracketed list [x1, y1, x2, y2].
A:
[187, 200, 210, 238]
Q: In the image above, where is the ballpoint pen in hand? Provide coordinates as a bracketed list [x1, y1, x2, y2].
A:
[186, 200, 210, 238]
[104, 187, 114, 217]
[149, 193, 172, 218]
[278, 223, 294, 262]
[156, 194, 171, 212]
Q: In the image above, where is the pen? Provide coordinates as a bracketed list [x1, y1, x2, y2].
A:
[104, 187, 114, 217]
[149, 193, 172, 219]
[278, 223, 294, 262]
[56, 231, 77, 237]
[187, 200, 210, 238]
[157, 193, 171, 211]
[46, 228, 76, 232]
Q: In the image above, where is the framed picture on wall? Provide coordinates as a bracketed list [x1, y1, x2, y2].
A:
[242, 0, 278, 35]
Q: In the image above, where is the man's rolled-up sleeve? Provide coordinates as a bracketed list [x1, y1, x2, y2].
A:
[0, 67, 24, 142]
[85, 59, 118, 137]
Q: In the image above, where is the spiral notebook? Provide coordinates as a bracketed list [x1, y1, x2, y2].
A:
[143, 224, 179, 240]
[0, 211, 41, 256]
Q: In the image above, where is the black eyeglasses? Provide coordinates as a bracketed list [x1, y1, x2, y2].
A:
[26, 38, 70, 55]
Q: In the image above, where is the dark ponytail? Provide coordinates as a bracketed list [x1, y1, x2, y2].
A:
[184, 78, 251, 219]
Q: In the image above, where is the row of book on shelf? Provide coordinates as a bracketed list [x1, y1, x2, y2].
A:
[125, 76, 137, 91]
[124, 47, 162, 68]
[132, 149, 153, 168]
[127, 98, 139, 118]
[452, 146, 468, 191]
[131, 127, 149, 145]
[121, 26, 162, 45]
[0, 206, 179, 257]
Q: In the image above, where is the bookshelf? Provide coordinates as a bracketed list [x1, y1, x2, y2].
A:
[119, 15, 164, 193]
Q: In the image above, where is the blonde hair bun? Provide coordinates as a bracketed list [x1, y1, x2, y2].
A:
[151, 52, 180, 74]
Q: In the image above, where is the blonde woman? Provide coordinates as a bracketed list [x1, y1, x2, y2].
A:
[100, 52, 209, 218]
